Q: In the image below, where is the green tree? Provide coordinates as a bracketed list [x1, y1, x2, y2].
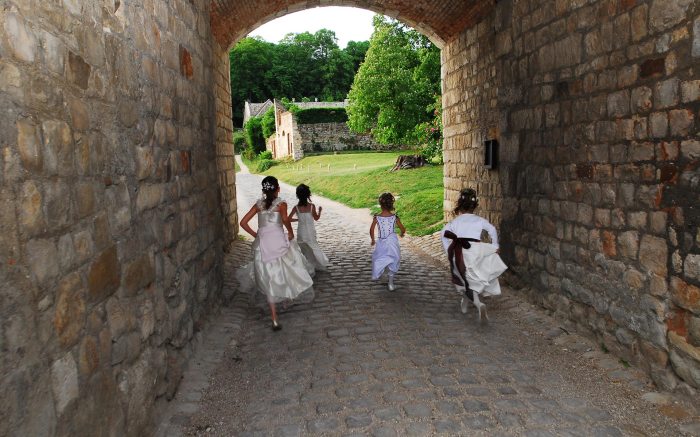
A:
[347, 16, 440, 145]
[345, 40, 370, 71]
[230, 37, 276, 126]
[230, 30, 371, 126]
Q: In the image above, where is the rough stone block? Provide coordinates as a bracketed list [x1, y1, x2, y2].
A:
[78, 336, 99, 377]
[25, 238, 59, 285]
[681, 140, 700, 159]
[669, 109, 694, 136]
[40, 31, 65, 74]
[75, 182, 96, 218]
[18, 180, 45, 236]
[649, 112, 668, 138]
[51, 352, 79, 415]
[654, 78, 679, 109]
[68, 98, 90, 132]
[136, 184, 162, 213]
[54, 272, 86, 348]
[44, 180, 71, 229]
[631, 5, 648, 42]
[631, 86, 652, 113]
[639, 235, 668, 276]
[122, 253, 155, 296]
[16, 118, 43, 172]
[681, 80, 700, 102]
[616, 231, 639, 259]
[4, 12, 38, 63]
[669, 332, 700, 388]
[607, 90, 630, 117]
[670, 277, 700, 314]
[650, 0, 693, 32]
[68, 51, 91, 90]
[41, 120, 73, 176]
[88, 246, 120, 302]
[686, 254, 700, 282]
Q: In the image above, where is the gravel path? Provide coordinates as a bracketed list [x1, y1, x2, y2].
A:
[156, 158, 699, 436]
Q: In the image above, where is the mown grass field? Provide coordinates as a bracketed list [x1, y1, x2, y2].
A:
[248, 151, 445, 236]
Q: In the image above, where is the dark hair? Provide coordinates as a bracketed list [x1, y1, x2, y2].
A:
[296, 184, 311, 207]
[261, 176, 279, 210]
[378, 192, 395, 211]
[454, 188, 478, 214]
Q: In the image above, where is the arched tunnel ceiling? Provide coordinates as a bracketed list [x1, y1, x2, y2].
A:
[210, 0, 494, 49]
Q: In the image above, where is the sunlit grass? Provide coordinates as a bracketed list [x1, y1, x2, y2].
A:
[254, 151, 444, 236]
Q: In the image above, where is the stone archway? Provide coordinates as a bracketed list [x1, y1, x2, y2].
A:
[1, 0, 698, 435]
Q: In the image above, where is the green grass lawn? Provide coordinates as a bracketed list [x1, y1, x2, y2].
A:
[253, 151, 445, 236]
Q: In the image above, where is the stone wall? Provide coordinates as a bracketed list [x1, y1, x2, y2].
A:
[442, 0, 700, 391]
[298, 122, 383, 153]
[0, 0, 231, 435]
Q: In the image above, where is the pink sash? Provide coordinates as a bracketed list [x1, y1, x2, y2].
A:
[258, 225, 289, 263]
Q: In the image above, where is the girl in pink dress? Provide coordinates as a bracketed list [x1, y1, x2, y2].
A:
[370, 193, 406, 291]
[239, 176, 314, 331]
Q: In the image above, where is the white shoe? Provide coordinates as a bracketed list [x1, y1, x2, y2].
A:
[460, 298, 468, 314]
[388, 276, 396, 291]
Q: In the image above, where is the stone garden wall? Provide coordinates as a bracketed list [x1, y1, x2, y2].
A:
[0, 0, 234, 435]
[298, 122, 384, 153]
[442, 0, 700, 391]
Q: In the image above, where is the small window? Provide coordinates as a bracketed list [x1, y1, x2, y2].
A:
[484, 139, 498, 170]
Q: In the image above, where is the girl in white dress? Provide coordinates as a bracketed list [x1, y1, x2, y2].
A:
[441, 188, 507, 321]
[238, 176, 314, 331]
[370, 193, 406, 291]
[289, 184, 330, 270]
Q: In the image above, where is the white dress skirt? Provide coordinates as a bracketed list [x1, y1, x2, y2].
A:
[456, 242, 507, 296]
[296, 210, 330, 270]
[371, 215, 401, 280]
[237, 198, 314, 306]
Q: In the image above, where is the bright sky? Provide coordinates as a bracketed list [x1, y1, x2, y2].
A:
[248, 6, 377, 48]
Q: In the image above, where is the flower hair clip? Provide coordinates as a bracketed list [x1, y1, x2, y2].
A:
[262, 181, 276, 191]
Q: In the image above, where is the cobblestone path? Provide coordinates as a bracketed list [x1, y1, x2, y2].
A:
[157, 162, 699, 437]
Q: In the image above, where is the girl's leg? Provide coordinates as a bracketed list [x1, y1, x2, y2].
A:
[269, 301, 281, 331]
[387, 271, 396, 291]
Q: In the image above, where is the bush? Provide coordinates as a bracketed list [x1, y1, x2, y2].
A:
[415, 96, 443, 164]
[258, 151, 273, 160]
[244, 117, 266, 154]
[233, 131, 246, 152]
[256, 159, 277, 172]
[295, 107, 348, 124]
[242, 145, 257, 161]
[261, 107, 276, 139]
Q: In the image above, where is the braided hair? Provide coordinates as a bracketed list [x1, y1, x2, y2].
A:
[296, 184, 311, 207]
[378, 192, 395, 211]
[261, 176, 279, 210]
[454, 188, 478, 214]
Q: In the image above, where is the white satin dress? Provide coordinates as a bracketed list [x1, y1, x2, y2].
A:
[238, 197, 314, 305]
[441, 213, 507, 296]
[296, 206, 330, 270]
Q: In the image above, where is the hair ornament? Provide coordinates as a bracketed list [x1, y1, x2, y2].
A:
[262, 181, 276, 191]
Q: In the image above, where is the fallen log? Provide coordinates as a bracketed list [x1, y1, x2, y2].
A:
[390, 154, 427, 171]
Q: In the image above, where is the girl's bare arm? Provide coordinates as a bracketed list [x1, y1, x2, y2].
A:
[278, 202, 294, 240]
[396, 217, 406, 237]
[289, 206, 298, 222]
[369, 216, 377, 245]
[312, 204, 322, 221]
[239, 205, 259, 238]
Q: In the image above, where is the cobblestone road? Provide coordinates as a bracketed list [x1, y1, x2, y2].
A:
[156, 160, 699, 437]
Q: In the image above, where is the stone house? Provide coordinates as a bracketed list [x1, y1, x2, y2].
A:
[242, 99, 272, 126]
[265, 99, 381, 160]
